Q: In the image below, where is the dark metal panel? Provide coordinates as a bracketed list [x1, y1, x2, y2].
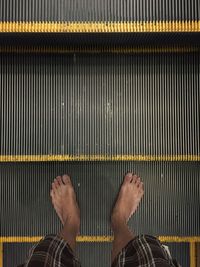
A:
[163, 242, 190, 267]
[1, 161, 200, 236]
[2, 242, 190, 267]
[0, 52, 199, 156]
[3, 243, 35, 267]
[77, 242, 111, 267]
[0, 0, 200, 22]
[0, 33, 200, 46]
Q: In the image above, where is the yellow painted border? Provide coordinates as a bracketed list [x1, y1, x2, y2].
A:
[159, 236, 200, 243]
[0, 243, 2, 267]
[0, 154, 200, 162]
[0, 21, 200, 33]
[1, 236, 200, 243]
[1, 236, 198, 266]
[190, 242, 196, 267]
[0, 46, 199, 54]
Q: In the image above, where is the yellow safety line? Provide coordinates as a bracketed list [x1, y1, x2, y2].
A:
[0, 237, 198, 267]
[0, 46, 199, 54]
[0, 237, 42, 243]
[0, 21, 200, 33]
[0, 243, 2, 267]
[159, 236, 200, 243]
[77, 236, 113, 242]
[190, 242, 196, 267]
[0, 154, 200, 162]
[1, 236, 200, 243]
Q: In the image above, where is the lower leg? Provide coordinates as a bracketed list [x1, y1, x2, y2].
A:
[111, 172, 144, 263]
[59, 218, 79, 252]
[111, 219, 134, 262]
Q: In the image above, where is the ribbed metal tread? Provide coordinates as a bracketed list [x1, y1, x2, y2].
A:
[1, 51, 199, 156]
[0, 0, 200, 22]
[1, 161, 199, 236]
[1, 161, 199, 267]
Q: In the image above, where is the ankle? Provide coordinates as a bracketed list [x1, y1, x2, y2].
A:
[111, 215, 127, 233]
[64, 214, 80, 231]
[61, 220, 80, 237]
[59, 226, 79, 243]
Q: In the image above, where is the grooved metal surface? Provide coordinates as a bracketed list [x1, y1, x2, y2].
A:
[162, 243, 190, 267]
[1, 161, 200, 237]
[0, 0, 200, 22]
[0, 45, 200, 54]
[0, 52, 200, 156]
[3, 242, 189, 267]
[3, 243, 35, 267]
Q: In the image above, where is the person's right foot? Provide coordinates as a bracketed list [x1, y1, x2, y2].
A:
[111, 172, 144, 229]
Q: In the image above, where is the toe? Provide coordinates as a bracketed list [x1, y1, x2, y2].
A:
[124, 172, 133, 183]
[52, 182, 57, 191]
[139, 182, 144, 192]
[56, 176, 63, 185]
[136, 176, 141, 186]
[139, 181, 144, 189]
[53, 179, 59, 189]
[50, 189, 54, 198]
[132, 174, 137, 183]
[62, 174, 71, 185]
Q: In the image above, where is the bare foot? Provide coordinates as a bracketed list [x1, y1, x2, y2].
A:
[111, 172, 144, 230]
[50, 174, 80, 233]
[111, 172, 144, 262]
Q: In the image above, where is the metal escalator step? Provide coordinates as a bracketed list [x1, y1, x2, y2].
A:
[1, 161, 199, 266]
[0, 0, 200, 22]
[1, 161, 199, 236]
[1, 51, 200, 156]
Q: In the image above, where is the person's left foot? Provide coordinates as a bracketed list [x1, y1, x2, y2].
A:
[50, 174, 80, 233]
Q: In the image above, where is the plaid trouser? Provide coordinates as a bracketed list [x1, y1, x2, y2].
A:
[21, 235, 80, 267]
[112, 235, 180, 267]
[19, 234, 180, 267]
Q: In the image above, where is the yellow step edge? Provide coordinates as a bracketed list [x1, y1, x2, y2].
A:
[1, 236, 198, 267]
[0, 46, 199, 54]
[0, 154, 200, 162]
[190, 242, 196, 267]
[0, 243, 2, 267]
[1, 236, 200, 243]
[0, 21, 200, 33]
